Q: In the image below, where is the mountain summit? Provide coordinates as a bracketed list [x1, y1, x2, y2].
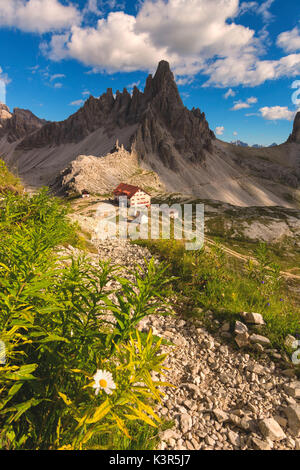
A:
[16, 60, 214, 171]
[288, 111, 300, 144]
[0, 104, 45, 143]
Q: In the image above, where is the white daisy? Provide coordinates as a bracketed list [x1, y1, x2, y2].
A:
[92, 369, 116, 396]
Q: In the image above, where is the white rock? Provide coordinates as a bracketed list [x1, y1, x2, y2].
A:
[235, 332, 250, 348]
[285, 334, 297, 349]
[213, 409, 229, 423]
[180, 413, 193, 434]
[235, 321, 248, 335]
[242, 312, 265, 325]
[250, 334, 271, 346]
[228, 430, 240, 447]
[284, 381, 300, 399]
[259, 418, 286, 441]
[283, 405, 300, 437]
[252, 437, 271, 450]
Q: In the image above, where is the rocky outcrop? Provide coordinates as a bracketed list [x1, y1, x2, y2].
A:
[0, 103, 12, 124]
[133, 61, 214, 169]
[51, 145, 165, 196]
[287, 112, 300, 143]
[16, 61, 215, 172]
[0, 104, 46, 143]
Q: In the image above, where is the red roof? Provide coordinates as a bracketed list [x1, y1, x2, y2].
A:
[113, 183, 151, 199]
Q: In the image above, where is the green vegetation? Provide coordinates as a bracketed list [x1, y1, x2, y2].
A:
[0, 179, 174, 450]
[0, 159, 23, 195]
[134, 238, 300, 351]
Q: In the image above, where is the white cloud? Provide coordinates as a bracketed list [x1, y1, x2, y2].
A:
[49, 73, 65, 82]
[83, 0, 103, 16]
[259, 106, 296, 121]
[224, 88, 236, 99]
[0, 66, 11, 85]
[239, 0, 275, 22]
[44, 0, 255, 76]
[231, 101, 251, 111]
[277, 27, 300, 53]
[0, 0, 81, 33]
[233, 131, 238, 136]
[53, 82, 62, 88]
[258, 0, 275, 22]
[127, 80, 141, 90]
[176, 76, 194, 86]
[215, 126, 225, 136]
[46, 12, 172, 72]
[69, 99, 84, 106]
[205, 53, 300, 87]
[4, 0, 300, 89]
[247, 96, 258, 104]
[231, 96, 257, 111]
[41, 0, 300, 87]
[0, 66, 9, 104]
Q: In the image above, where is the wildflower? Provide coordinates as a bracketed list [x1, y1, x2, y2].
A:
[93, 369, 116, 396]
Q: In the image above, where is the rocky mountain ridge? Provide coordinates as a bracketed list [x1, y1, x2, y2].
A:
[0, 103, 46, 143]
[0, 61, 299, 207]
[17, 61, 214, 170]
[288, 112, 300, 144]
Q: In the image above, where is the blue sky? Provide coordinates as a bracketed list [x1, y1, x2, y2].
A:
[1, 0, 300, 145]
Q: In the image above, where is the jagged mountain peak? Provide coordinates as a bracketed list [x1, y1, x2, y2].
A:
[144, 60, 183, 106]
[288, 111, 300, 143]
[0, 105, 46, 142]
[16, 60, 214, 159]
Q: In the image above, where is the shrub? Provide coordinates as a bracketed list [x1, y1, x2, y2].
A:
[0, 187, 173, 449]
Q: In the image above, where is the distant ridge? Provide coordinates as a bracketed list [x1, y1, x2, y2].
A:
[231, 140, 278, 149]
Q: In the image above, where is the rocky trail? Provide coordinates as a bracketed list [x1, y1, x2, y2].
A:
[62, 205, 300, 451]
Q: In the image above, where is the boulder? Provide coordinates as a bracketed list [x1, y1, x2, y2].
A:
[242, 312, 265, 325]
[283, 405, 300, 436]
[259, 418, 286, 441]
[250, 334, 271, 346]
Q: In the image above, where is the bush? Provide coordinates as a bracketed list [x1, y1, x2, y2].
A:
[0, 159, 23, 194]
[0, 187, 173, 449]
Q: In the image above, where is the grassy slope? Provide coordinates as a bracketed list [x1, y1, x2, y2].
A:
[134, 238, 300, 358]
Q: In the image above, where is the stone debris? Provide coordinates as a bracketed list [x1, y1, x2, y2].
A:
[59, 227, 300, 451]
[235, 332, 250, 348]
[284, 382, 300, 399]
[242, 312, 265, 325]
[235, 321, 248, 335]
[283, 405, 300, 437]
[250, 334, 271, 346]
[258, 418, 286, 441]
[285, 335, 297, 350]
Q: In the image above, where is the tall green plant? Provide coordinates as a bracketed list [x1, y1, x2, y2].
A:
[0, 187, 173, 449]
